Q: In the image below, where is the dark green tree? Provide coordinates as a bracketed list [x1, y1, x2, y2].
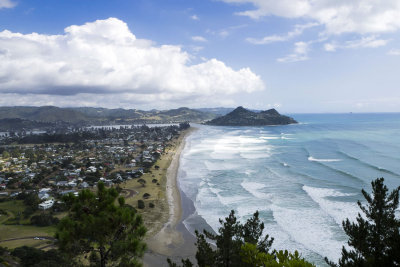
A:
[56, 182, 147, 267]
[169, 210, 275, 267]
[11, 246, 70, 267]
[326, 178, 400, 267]
[240, 243, 315, 267]
[242, 211, 274, 254]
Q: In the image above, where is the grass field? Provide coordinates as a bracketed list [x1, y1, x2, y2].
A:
[0, 224, 55, 249]
[0, 199, 57, 249]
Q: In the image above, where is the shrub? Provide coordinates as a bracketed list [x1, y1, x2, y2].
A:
[137, 200, 145, 209]
[30, 213, 59, 227]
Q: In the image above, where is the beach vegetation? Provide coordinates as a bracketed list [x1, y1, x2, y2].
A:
[55, 182, 147, 267]
[326, 177, 400, 267]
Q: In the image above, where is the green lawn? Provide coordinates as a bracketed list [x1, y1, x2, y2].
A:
[0, 200, 25, 217]
[0, 200, 57, 249]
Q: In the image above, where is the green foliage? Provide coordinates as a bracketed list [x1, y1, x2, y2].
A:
[167, 258, 194, 267]
[2, 151, 9, 158]
[137, 200, 145, 209]
[30, 213, 59, 226]
[56, 182, 147, 267]
[23, 192, 40, 211]
[240, 243, 315, 267]
[11, 246, 70, 267]
[168, 210, 277, 267]
[326, 178, 400, 267]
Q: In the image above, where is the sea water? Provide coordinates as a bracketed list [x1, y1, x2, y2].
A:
[178, 113, 400, 266]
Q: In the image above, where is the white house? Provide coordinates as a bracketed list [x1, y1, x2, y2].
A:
[38, 199, 54, 210]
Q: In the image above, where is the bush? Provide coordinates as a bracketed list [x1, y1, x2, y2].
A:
[30, 213, 59, 227]
[137, 200, 145, 209]
[11, 246, 70, 267]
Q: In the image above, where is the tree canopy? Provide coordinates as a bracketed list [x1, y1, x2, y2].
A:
[326, 177, 400, 267]
[168, 210, 314, 267]
[56, 182, 147, 267]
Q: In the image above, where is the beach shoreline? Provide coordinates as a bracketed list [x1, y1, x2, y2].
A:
[143, 127, 197, 266]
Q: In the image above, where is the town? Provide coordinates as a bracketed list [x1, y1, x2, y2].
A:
[0, 123, 190, 243]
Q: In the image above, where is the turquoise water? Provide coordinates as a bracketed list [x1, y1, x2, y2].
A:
[178, 113, 400, 266]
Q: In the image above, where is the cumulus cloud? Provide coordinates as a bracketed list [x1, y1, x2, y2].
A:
[324, 36, 390, 51]
[246, 22, 318, 44]
[277, 42, 310, 63]
[221, 0, 400, 35]
[0, 18, 264, 108]
[0, 0, 16, 9]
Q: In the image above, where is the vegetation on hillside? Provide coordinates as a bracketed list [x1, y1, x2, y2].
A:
[326, 178, 400, 267]
[205, 106, 297, 126]
[1, 177, 399, 267]
[55, 182, 147, 267]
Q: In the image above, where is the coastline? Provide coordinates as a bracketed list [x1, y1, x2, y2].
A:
[144, 127, 197, 266]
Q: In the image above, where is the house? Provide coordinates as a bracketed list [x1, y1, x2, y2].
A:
[10, 191, 21, 197]
[87, 166, 97, 173]
[80, 182, 89, 189]
[38, 199, 54, 210]
[60, 190, 77, 196]
[67, 181, 77, 187]
[57, 181, 68, 187]
[38, 192, 50, 200]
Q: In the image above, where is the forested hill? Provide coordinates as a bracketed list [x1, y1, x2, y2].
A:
[0, 106, 217, 129]
[205, 106, 297, 126]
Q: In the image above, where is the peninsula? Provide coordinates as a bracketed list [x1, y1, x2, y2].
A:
[205, 106, 297, 126]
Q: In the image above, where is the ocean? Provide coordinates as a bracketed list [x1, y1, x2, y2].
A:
[178, 113, 400, 266]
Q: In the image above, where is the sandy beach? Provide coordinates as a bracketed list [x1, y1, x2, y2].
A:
[143, 127, 197, 266]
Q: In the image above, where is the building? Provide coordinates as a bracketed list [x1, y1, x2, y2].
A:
[38, 199, 54, 210]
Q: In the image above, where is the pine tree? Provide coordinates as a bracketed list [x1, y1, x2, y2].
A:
[56, 182, 147, 267]
[326, 178, 400, 267]
[168, 210, 276, 267]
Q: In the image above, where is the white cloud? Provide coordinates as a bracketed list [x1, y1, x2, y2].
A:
[324, 36, 389, 51]
[246, 22, 318, 44]
[221, 0, 400, 35]
[387, 49, 400, 55]
[277, 42, 310, 63]
[191, 36, 207, 42]
[191, 14, 199, 20]
[190, 46, 204, 53]
[0, 18, 264, 108]
[0, 0, 16, 9]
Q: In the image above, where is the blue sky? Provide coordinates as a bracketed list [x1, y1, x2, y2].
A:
[0, 0, 399, 112]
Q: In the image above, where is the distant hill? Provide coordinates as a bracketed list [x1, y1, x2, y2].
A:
[196, 107, 235, 116]
[0, 106, 217, 130]
[0, 118, 57, 131]
[205, 106, 297, 126]
[0, 106, 89, 123]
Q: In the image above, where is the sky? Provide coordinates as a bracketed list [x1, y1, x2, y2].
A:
[0, 0, 400, 113]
